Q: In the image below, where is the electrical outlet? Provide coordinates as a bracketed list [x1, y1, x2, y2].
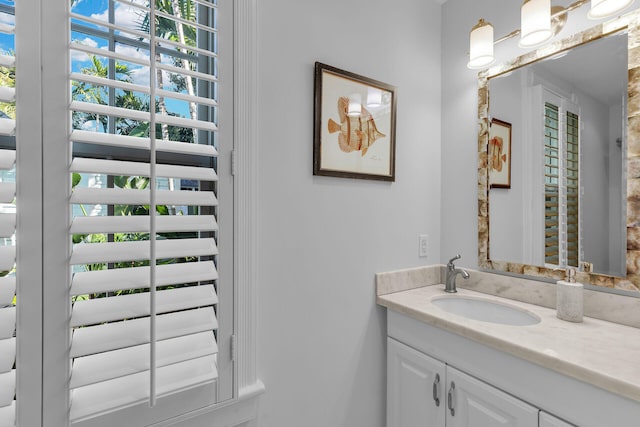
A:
[419, 234, 429, 258]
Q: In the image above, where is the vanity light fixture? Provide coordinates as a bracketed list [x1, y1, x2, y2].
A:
[468, 19, 496, 69]
[519, 0, 553, 48]
[467, 0, 634, 70]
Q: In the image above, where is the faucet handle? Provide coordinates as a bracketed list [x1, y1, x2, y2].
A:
[447, 254, 462, 266]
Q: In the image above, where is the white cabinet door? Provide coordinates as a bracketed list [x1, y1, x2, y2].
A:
[387, 338, 446, 427]
[539, 412, 575, 427]
[445, 366, 538, 427]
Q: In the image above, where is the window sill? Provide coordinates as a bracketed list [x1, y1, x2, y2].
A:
[152, 380, 265, 427]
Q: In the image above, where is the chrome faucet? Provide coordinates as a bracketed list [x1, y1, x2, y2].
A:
[445, 254, 470, 293]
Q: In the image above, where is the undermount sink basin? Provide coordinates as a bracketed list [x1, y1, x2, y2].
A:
[431, 295, 541, 326]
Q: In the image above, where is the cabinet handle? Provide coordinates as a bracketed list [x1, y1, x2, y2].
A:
[447, 381, 455, 416]
[432, 373, 440, 407]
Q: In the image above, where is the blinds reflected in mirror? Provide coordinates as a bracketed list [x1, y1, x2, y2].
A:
[566, 111, 580, 268]
[544, 102, 560, 265]
[544, 102, 580, 268]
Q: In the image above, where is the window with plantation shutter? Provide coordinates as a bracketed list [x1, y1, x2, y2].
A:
[543, 97, 580, 269]
[0, 1, 16, 424]
[67, 0, 232, 422]
[0, 0, 258, 424]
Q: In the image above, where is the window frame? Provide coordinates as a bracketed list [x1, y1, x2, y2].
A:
[14, 0, 262, 426]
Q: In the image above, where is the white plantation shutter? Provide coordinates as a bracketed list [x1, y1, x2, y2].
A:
[0, 4, 16, 425]
[543, 92, 581, 269]
[68, 0, 226, 422]
[544, 102, 560, 265]
[565, 111, 580, 268]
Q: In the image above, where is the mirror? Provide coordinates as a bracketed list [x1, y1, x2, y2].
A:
[478, 12, 640, 292]
[489, 33, 627, 276]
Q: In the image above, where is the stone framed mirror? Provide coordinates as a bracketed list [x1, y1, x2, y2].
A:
[478, 10, 640, 292]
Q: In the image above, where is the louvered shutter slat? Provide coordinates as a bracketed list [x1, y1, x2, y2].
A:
[0, 338, 15, 373]
[0, 247, 15, 272]
[71, 261, 218, 296]
[72, 100, 217, 132]
[0, 87, 14, 104]
[0, 150, 15, 170]
[71, 158, 217, 181]
[70, 187, 217, 206]
[69, 13, 150, 43]
[70, 238, 217, 265]
[0, 214, 16, 238]
[0, 55, 14, 68]
[70, 214, 217, 234]
[0, 307, 15, 340]
[70, 356, 217, 422]
[71, 285, 218, 327]
[0, 370, 15, 407]
[156, 62, 217, 84]
[70, 332, 217, 389]
[0, 401, 14, 427]
[154, 10, 216, 40]
[0, 119, 15, 137]
[0, 277, 15, 306]
[70, 307, 218, 358]
[72, 100, 150, 122]
[71, 130, 218, 156]
[70, 73, 217, 107]
[0, 184, 14, 204]
[151, 37, 216, 61]
[0, 24, 13, 35]
[70, 43, 149, 68]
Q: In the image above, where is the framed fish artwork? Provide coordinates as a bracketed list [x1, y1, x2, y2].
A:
[313, 62, 397, 181]
[488, 118, 512, 189]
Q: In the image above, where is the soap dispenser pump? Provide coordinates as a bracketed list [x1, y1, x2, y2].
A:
[556, 267, 583, 323]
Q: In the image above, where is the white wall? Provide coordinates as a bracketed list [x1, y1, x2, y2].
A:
[487, 70, 525, 262]
[256, 1, 442, 426]
[580, 91, 611, 273]
[441, 0, 640, 269]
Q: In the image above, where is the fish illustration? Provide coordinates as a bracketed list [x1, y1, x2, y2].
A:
[327, 96, 385, 156]
[489, 136, 507, 172]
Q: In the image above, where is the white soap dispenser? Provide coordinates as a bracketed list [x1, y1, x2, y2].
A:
[556, 267, 583, 323]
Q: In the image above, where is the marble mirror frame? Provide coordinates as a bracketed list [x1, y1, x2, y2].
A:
[478, 10, 640, 292]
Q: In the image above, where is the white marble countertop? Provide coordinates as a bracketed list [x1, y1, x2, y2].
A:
[377, 284, 640, 403]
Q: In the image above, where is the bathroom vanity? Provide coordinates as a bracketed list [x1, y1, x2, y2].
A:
[377, 266, 640, 427]
[378, 9, 640, 426]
